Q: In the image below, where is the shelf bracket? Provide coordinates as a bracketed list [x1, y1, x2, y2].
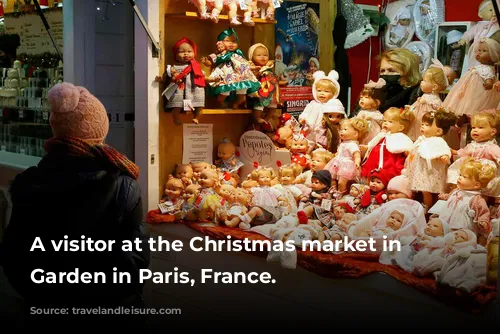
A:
[127, 0, 161, 58]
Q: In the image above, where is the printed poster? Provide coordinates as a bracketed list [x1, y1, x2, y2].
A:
[275, 1, 320, 117]
[182, 124, 213, 164]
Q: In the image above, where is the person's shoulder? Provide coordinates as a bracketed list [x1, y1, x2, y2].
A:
[9, 166, 40, 196]
[115, 173, 142, 212]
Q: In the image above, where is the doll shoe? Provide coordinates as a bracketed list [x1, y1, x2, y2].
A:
[242, 16, 255, 26]
[230, 18, 242, 26]
[252, 10, 260, 18]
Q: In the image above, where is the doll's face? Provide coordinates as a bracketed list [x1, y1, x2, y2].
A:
[218, 143, 235, 161]
[420, 117, 442, 138]
[359, 93, 378, 110]
[420, 72, 435, 94]
[471, 119, 497, 142]
[476, 41, 492, 64]
[275, 126, 293, 144]
[216, 42, 226, 53]
[175, 165, 193, 180]
[382, 113, 405, 133]
[457, 171, 482, 191]
[199, 170, 217, 188]
[165, 182, 183, 198]
[183, 186, 200, 200]
[253, 46, 269, 67]
[310, 154, 327, 172]
[176, 42, 195, 63]
[217, 184, 235, 200]
[419, 2, 430, 15]
[311, 177, 327, 192]
[386, 210, 404, 230]
[192, 162, 211, 176]
[309, 61, 318, 73]
[257, 171, 273, 186]
[425, 218, 445, 237]
[387, 189, 409, 201]
[290, 139, 308, 154]
[223, 35, 238, 52]
[479, 3, 495, 21]
[230, 188, 251, 205]
[369, 176, 385, 193]
[349, 186, 360, 197]
[315, 83, 335, 104]
[327, 113, 343, 125]
[398, 18, 411, 26]
[340, 121, 359, 141]
[279, 169, 295, 185]
[333, 206, 347, 221]
[453, 230, 469, 243]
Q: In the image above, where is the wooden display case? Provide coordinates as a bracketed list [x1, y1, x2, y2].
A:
[157, 0, 336, 200]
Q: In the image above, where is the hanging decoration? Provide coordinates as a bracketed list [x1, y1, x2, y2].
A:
[405, 41, 433, 76]
[413, 0, 445, 48]
[384, 0, 416, 50]
[340, 0, 375, 49]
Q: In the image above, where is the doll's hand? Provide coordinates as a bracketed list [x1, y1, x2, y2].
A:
[439, 155, 450, 164]
[483, 80, 494, 90]
[266, 60, 275, 67]
[438, 192, 450, 201]
[458, 38, 466, 46]
[300, 196, 308, 202]
[477, 220, 489, 232]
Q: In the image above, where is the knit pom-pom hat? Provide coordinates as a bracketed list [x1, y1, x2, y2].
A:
[48, 82, 109, 144]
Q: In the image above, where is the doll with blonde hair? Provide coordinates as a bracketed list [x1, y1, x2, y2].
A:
[407, 60, 449, 141]
[325, 118, 369, 197]
[406, 109, 457, 210]
[194, 167, 225, 221]
[248, 166, 290, 220]
[361, 107, 415, 179]
[443, 37, 500, 118]
[158, 175, 185, 217]
[181, 183, 201, 221]
[273, 164, 306, 213]
[434, 157, 496, 246]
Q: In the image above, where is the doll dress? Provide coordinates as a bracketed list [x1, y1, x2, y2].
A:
[356, 109, 383, 145]
[195, 188, 224, 211]
[406, 94, 442, 142]
[272, 184, 302, 213]
[324, 140, 359, 180]
[442, 64, 500, 118]
[166, 64, 205, 109]
[227, 203, 252, 224]
[216, 155, 244, 174]
[406, 136, 451, 194]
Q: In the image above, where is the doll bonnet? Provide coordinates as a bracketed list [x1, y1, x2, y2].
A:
[323, 98, 346, 116]
[248, 43, 268, 61]
[387, 173, 413, 198]
[312, 70, 341, 102]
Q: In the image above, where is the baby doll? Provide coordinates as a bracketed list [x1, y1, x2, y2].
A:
[174, 163, 194, 187]
[358, 209, 408, 237]
[156, 38, 206, 126]
[443, 37, 500, 118]
[406, 60, 448, 141]
[388, 7, 413, 48]
[358, 168, 392, 217]
[386, 173, 413, 201]
[298, 70, 344, 145]
[251, 0, 283, 20]
[296, 170, 334, 229]
[287, 132, 311, 167]
[336, 183, 367, 212]
[248, 43, 280, 125]
[158, 175, 185, 217]
[406, 109, 457, 211]
[215, 138, 244, 176]
[325, 118, 370, 197]
[355, 78, 386, 145]
[215, 182, 235, 204]
[180, 183, 201, 221]
[270, 112, 301, 149]
[221, 188, 264, 229]
[225, 0, 254, 26]
[318, 212, 357, 244]
[190, 161, 215, 183]
[361, 107, 415, 179]
[447, 111, 500, 197]
[273, 164, 306, 213]
[293, 148, 334, 196]
[435, 157, 495, 246]
[194, 167, 225, 221]
[316, 102, 345, 153]
[202, 28, 260, 109]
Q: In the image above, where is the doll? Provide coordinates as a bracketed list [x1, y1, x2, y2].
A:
[405, 110, 457, 211]
[434, 158, 495, 246]
[202, 28, 260, 109]
[248, 43, 280, 126]
[214, 138, 244, 176]
[388, 7, 413, 48]
[417, 0, 433, 38]
[174, 163, 194, 187]
[325, 118, 369, 197]
[386, 173, 413, 201]
[223, 0, 254, 26]
[293, 148, 334, 196]
[443, 37, 500, 119]
[406, 60, 448, 142]
[298, 70, 344, 144]
[181, 183, 201, 221]
[318, 212, 357, 245]
[296, 170, 334, 229]
[357, 168, 392, 217]
[221, 188, 264, 229]
[273, 164, 306, 213]
[361, 107, 415, 179]
[251, 0, 283, 20]
[287, 132, 311, 167]
[156, 38, 206, 126]
[194, 167, 225, 221]
[458, 0, 500, 70]
[316, 102, 344, 153]
[190, 161, 215, 183]
[270, 112, 301, 149]
[158, 175, 185, 217]
[336, 183, 368, 212]
[215, 182, 235, 203]
[355, 78, 386, 145]
[447, 112, 500, 197]
[357, 209, 408, 237]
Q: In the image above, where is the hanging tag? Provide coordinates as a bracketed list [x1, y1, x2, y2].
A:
[43, 111, 49, 121]
[1, 144, 6, 151]
[321, 199, 332, 212]
[239, 0, 247, 10]
[19, 110, 24, 119]
[272, 0, 281, 8]
[183, 99, 194, 112]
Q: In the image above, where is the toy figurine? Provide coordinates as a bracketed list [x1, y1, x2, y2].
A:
[358, 169, 392, 217]
[190, 161, 215, 184]
[158, 175, 185, 219]
[194, 167, 225, 221]
[156, 38, 206, 125]
[215, 138, 244, 175]
[355, 78, 386, 145]
[251, 0, 283, 20]
[173, 163, 194, 187]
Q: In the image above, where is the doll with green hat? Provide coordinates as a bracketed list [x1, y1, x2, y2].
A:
[202, 27, 261, 109]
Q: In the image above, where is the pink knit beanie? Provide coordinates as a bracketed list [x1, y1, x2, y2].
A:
[387, 174, 413, 198]
[48, 82, 109, 144]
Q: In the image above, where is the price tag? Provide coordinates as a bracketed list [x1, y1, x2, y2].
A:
[43, 111, 49, 120]
[19, 110, 24, 119]
[1, 144, 6, 151]
[321, 199, 332, 212]
[239, 0, 247, 10]
[20, 148, 26, 155]
[183, 99, 193, 112]
[272, 0, 281, 8]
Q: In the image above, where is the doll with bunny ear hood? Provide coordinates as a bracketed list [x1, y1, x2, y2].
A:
[298, 70, 344, 145]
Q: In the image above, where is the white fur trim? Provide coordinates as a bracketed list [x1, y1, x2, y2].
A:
[416, 137, 451, 160]
[385, 133, 414, 153]
[345, 25, 375, 49]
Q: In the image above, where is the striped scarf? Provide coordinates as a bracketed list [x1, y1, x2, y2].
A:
[44, 137, 140, 180]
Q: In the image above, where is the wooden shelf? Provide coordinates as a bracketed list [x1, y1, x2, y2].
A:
[166, 11, 277, 24]
[202, 108, 252, 115]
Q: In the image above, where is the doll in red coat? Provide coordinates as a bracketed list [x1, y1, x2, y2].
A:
[358, 168, 396, 217]
[361, 107, 414, 179]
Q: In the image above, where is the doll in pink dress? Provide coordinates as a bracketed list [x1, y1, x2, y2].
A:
[447, 111, 500, 197]
[405, 110, 457, 211]
[355, 78, 386, 145]
[443, 37, 500, 118]
[406, 60, 448, 142]
[434, 157, 496, 246]
[324, 118, 369, 197]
